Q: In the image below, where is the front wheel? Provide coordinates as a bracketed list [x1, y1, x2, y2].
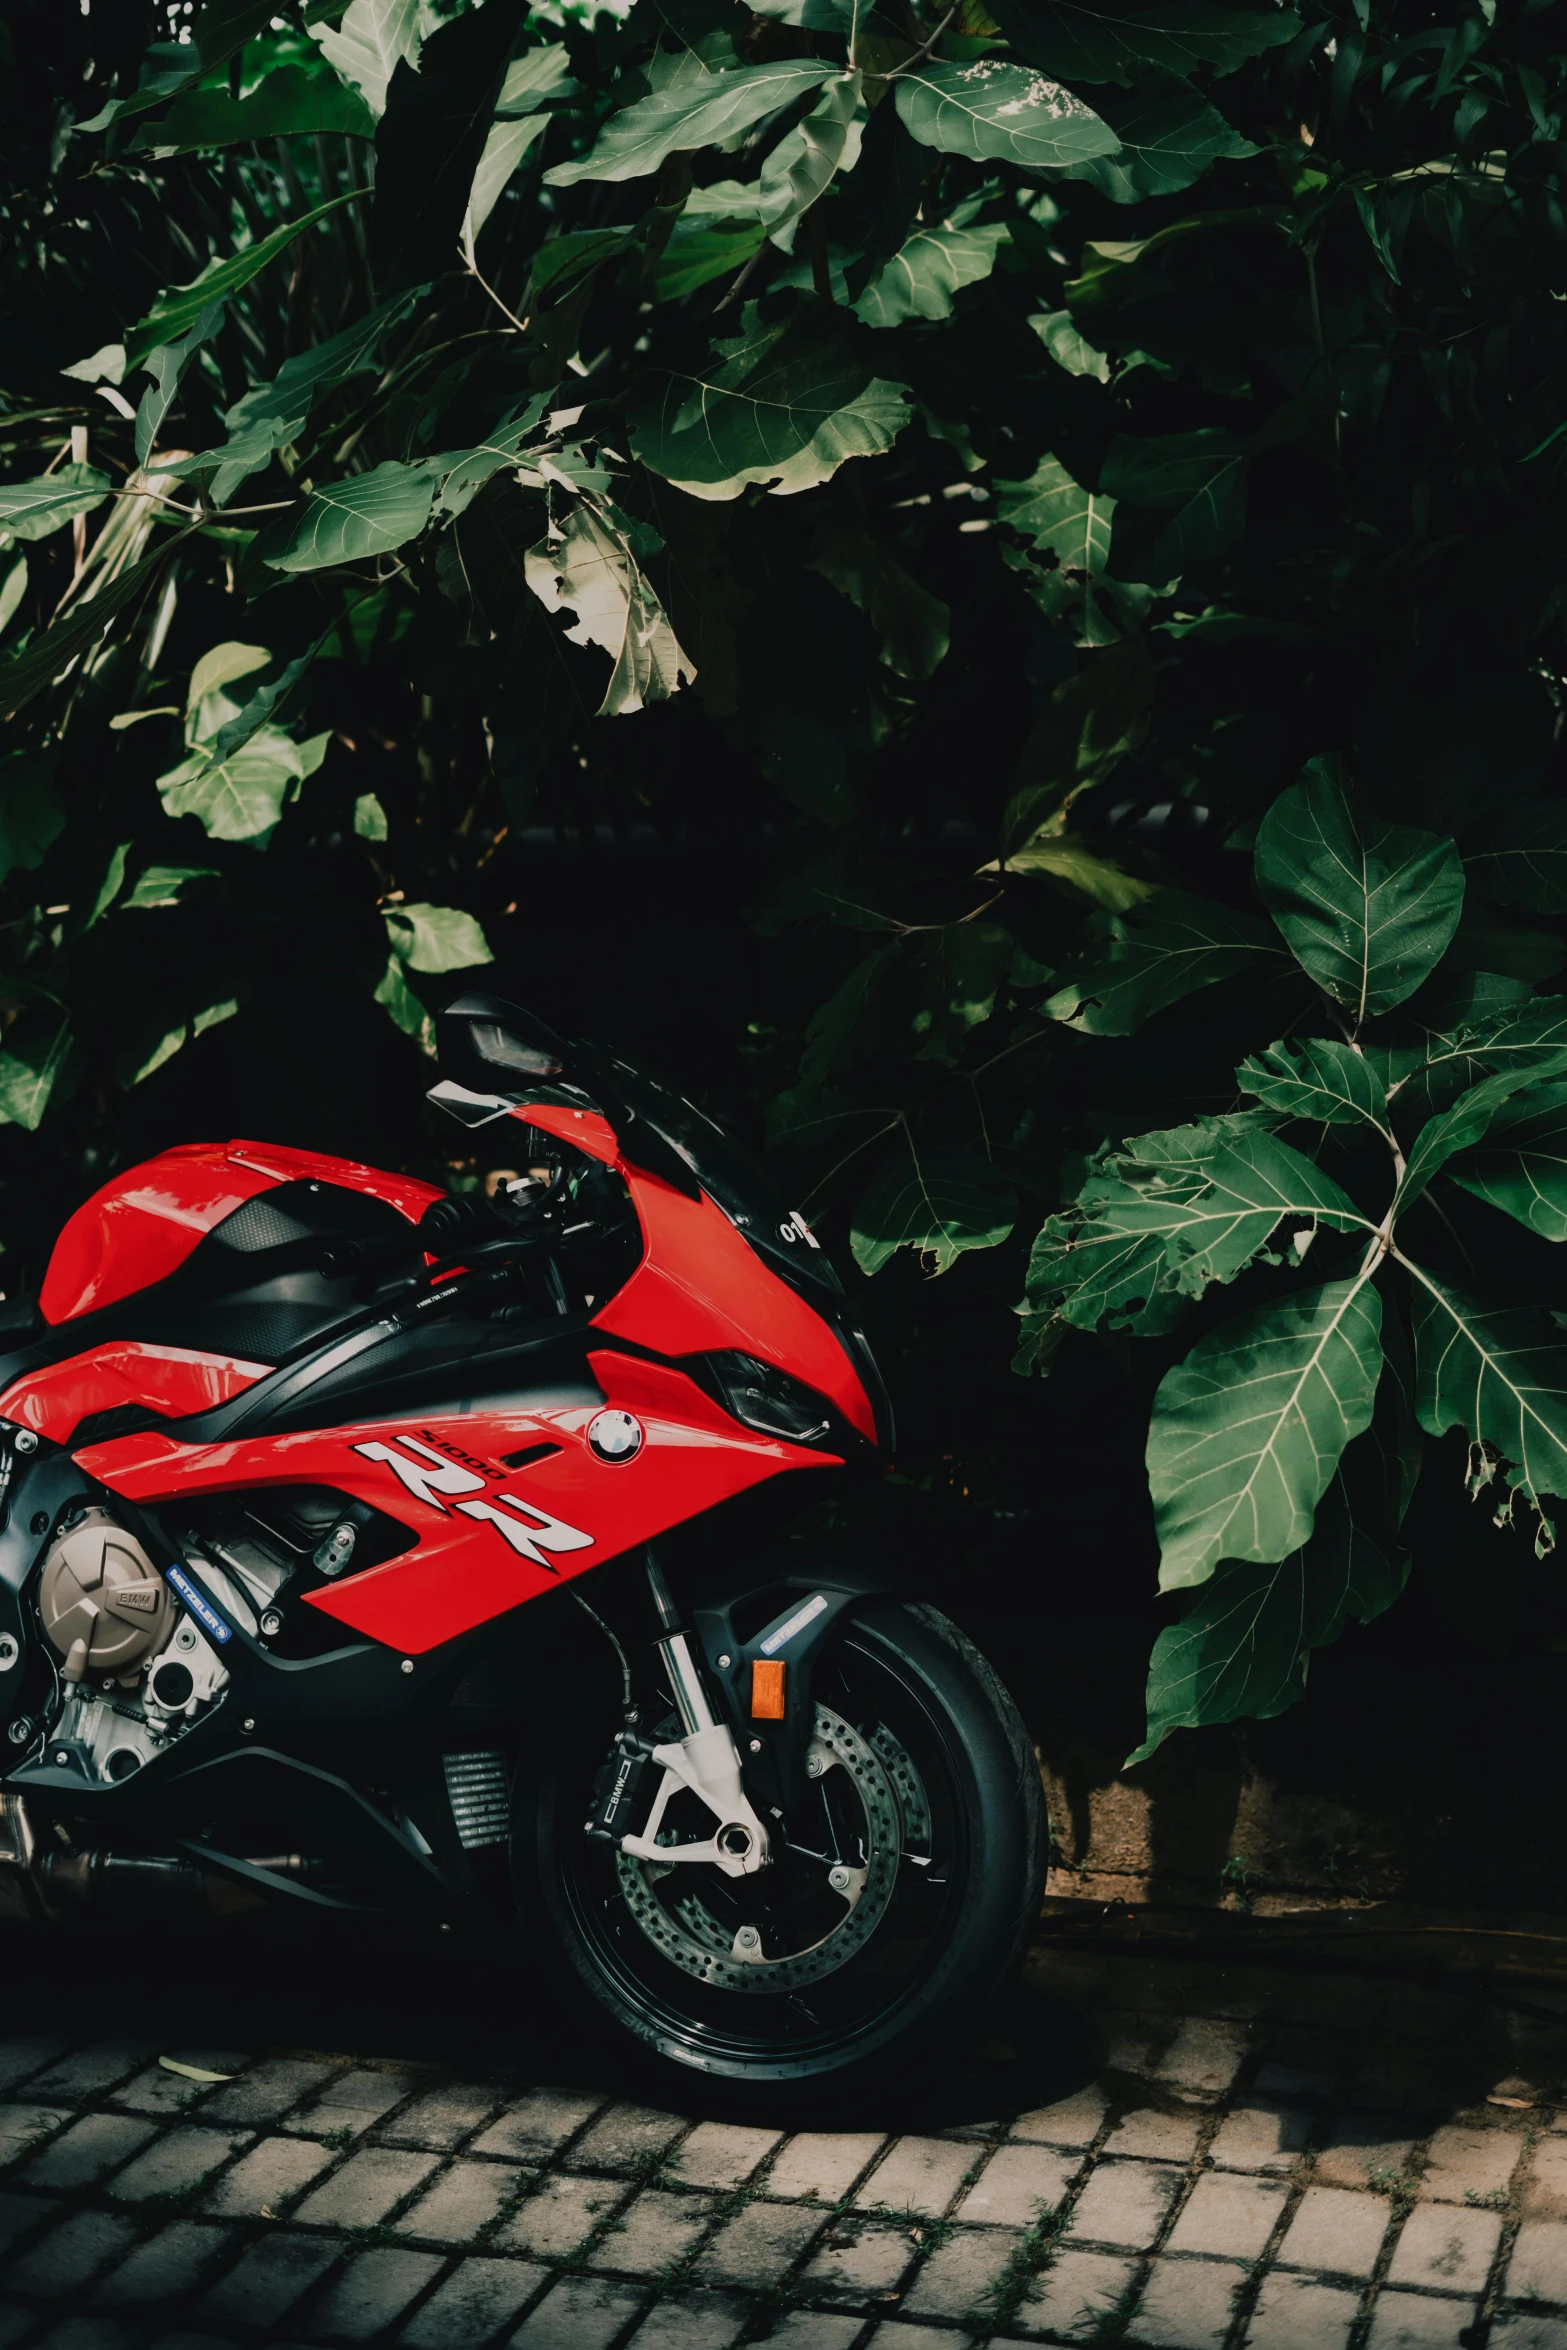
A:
[514, 1600, 1046, 2084]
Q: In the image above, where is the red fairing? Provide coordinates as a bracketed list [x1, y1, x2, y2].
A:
[77, 1352, 838, 1654]
[5, 1344, 268, 1443]
[39, 1140, 443, 1326]
[516, 1104, 620, 1165]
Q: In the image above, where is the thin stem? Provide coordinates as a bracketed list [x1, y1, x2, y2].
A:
[882, 6, 957, 81]
[462, 247, 530, 335]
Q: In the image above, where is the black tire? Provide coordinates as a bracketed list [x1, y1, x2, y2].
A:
[513, 1598, 1047, 2085]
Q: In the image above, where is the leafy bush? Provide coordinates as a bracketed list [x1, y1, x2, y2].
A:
[1, 0, 1564, 1753]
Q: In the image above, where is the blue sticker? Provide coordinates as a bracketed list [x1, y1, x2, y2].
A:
[165, 1565, 232, 1645]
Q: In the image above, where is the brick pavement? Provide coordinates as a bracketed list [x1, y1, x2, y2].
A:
[3, 1940, 1567, 2346]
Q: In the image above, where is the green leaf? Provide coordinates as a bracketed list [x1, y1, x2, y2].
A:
[368, 0, 524, 297]
[1101, 428, 1246, 583]
[123, 998, 240, 1086]
[851, 1149, 1017, 1275]
[1148, 1272, 1384, 1589]
[629, 305, 912, 501]
[158, 728, 330, 843]
[134, 301, 224, 467]
[1127, 1456, 1407, 1765]
[524, 505, 696, 717]
[803, 509, 949, 681]
[122, 864, 219, 909]
[1044, 887, 1290, 1034]
[1394, 1069, 1555, 1214]
[759, 72, 863, 235]
[88, 843, 130, 926]
[546, 61, 838, 187]
[262, 459, 436, 573]
[1237, 1037, 1391, 1133]
[354, 792, 388, 842]
[0, 752, 64, 886]
[995, 454, 1115, 572]
[853, 220, 1008, 329]
[207, 651, 316, 764]
[1409, 1268, 1567, 1545]
[1025, 1210, 1189, 1337]
[893, 61, 1118, 170]
[374, 950, 432, 1044]
[1466, 802, 1567, 916]
[1254, 756, 1466, 1023]
[1029, 309, 1111, 380]
[384, 902, 493, 972]
[1064, 79, 1257, 203]
[187, 640, 271, 727]
[124, 192, 358, 369]
[987, 0, 1299, 86]
[127, 61, 376, 153]
[0, 527, 197, 721]
[0, 554, 27, 637]
[1446, 1083, 1567, 1242]
[651, 218, 766, 303]
[0, 465, 112, 543]
[497, 46, 578, 112]
[465, 113, 549, 253]
[0, 1022, 72, 1131]
[1004, 836, 1154, 909]
[309, 0, 423, 118]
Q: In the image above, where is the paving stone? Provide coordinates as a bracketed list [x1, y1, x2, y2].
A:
[18, 2110, 156, 2188]
[666, 2122, 781, 2191]
[1126, 2257, 1249, 2348]
[902, 2224, 1024, 2319]
[1493, 2321, 1567, 2350]
[865, 2326, 978, 2350]
[1154, 2019, 1250, 2099]
[1364, 2289, 1480, 2347]
[0, 2187, 52, 2251]
[589, 2187, 712, 2275]
[201, 2059, 338, 2128]
[855, 2135, 978, 2218]
[197, 2231, 342, 2326]
[1386, 2201, 1502, 2294]
[1421, 2123, 1521, 2203]
[1243, 2272, 1360, 2349]
[1008, 2087, 1108, 2149]
[1526, 2136, 1567, 2218]
[394, 2158, 518, 2242]
[1102, 2108, 1203, 2164]
[0, 2100, 65, 2155]
[765, 2132, 885, 2202]
[798, 2215, 915, 2302]
[1312, 2115, 1417, 2192]
[697, 2199, 823, 2287]
[1277, 2184, 1390, 2278]
[955, 2143, 1076, 2227]
[0, 2315, 49, 2350]
[497, 2172, 621, 2259]
[203, 2132, 336, 2217]
[0, 2033, 70, 2092]
[745, 2315, 862, 2349]
[382, 2083, 500, 2151]
[1254, 2062, 1339, 2103]
[398, 2255, 546, 2345]
[296, 2067, 421, 2133]
[110, 2066, 217, 2119]
[1352, 2061, 1446, 2117]
[1166, 2172, 1287, 2259]
[569, 2105, 687, 2175]
[293, 2145, 440, 2228]
[474, 2090, 604, 2163]
[302, 2247, 446, 2341]
[508, 2274, 644, 2348]
[107, 2125, 248, 2202]
[1069, 2160, 1184, 2251]
[1210, 2103, 1313, 2176]
[90, 2221, 235, 2308]
[1505, 2217, 1567, 2302]
[624, 2291, 748, 2350]
[28, 2324, 139, 2350]
[1016, 2249, 1139, 2341]
[28, 2044, 154, 2101]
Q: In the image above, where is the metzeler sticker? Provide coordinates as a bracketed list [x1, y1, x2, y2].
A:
[166, 1566, 232, 1645]
[759, 1592, 828, 1655]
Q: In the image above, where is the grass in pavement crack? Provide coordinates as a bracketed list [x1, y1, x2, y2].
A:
[974, 2202, 1069, 2332]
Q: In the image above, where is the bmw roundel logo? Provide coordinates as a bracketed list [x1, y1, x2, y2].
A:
[587, 1410, 644, 1464]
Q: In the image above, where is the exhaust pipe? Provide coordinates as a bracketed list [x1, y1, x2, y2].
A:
[0, 1794, 325, 1923]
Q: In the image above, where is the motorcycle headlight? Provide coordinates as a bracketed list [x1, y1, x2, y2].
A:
[699, 1353, 836, 1444]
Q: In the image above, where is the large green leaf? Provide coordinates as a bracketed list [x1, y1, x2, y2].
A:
[1394, 1069, 1539, 1213]
[987, 0, 1299, 86]
[1446, 1083, 1567, 1241]
[384, 902, 493, 972]
[1409, 1268, 1567, 1545]
[158, 727, 330, 842]
[995, 454, 1115, 573]
[894, 61, 1118, 169]
[134, 301, 224, 467]
[262, 460, 436, 573]
[1025, 1210, 1188, 1338]
[368, 0, 524, 297]
[525, 506, 696, 717]
[803, 510, 949, 680]
[0, 753, 63, 887]
[1101, 428, 1246, 582]
[546, 61, 837, 187]
[1064, 79, 1256, 202]
[854, 221, 1008, 328]
[128, 62, 376, 153]
[851, 1150, 1017, 1275]
[309, 0, 423, 118]
[1148, 1272, 1384, 1588]
[629, 305, 912, 501]
[124, 192, 358, 368]
[1254, 757, 1466, 1023]
[1044, 887, 1291, 1034]
[1237, 1037, 1391, 1133]
[758, 73, 863, 235]
[0, 466, 112, 543]
[465, 114, 549, 250]
[1466, 803, 1567, 916]
[0, 1025, 73, 1132]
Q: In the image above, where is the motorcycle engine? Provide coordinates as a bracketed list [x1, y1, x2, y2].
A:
[36, 1509, 233, 1785]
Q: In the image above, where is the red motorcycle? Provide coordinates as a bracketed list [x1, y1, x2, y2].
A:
[0, 996, 1043, 2084]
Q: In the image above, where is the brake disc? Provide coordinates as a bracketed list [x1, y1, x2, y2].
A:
[615, 1702, 909, 1993]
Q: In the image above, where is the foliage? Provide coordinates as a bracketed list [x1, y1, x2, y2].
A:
[2, 0, 1566, 1759]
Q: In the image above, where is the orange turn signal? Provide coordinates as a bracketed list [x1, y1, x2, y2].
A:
[750, 1658, 786, 1720]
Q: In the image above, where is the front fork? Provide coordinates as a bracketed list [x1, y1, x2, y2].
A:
[590, 1553, 772, 1878]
